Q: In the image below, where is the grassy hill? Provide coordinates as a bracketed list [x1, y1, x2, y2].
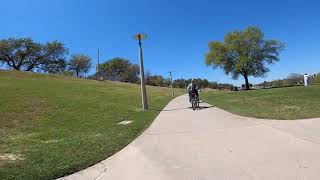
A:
[202, 86, 320, 120]
[0, 70, 184, 180]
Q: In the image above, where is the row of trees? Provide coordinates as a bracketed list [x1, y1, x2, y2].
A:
[0, 38, 233, 90]
[257, 73, 320, 88]
[172, 78, 233, 90]
[90, 58, 234, 90]
[2, 27, 285, 90]
[0, 38, 92, 77]
[146, 76, 234, 90]
[91, 58, 170, 86]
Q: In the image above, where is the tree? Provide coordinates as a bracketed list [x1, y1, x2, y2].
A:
[68, 54, 92, 77]
[98, 57, 139, 82]
[286, 73, 303, 85]
[41, 41, 68, 74]
[0, 38, 68, 72]
[98, 62, 111, 80]
[164, 78, 172, 87]
[105, 58, 129, 81]
[205, 26, 285, 90]
[200, 79, 209, 89]
[173, 78, 187, 88]
[208, 81, 219, 89]
[148, 75, 165, 86]
[122, 64, 140, 83]
[145, 71, 151, 85]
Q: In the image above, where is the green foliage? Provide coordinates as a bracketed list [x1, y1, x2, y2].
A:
[97, 57, 139, 83]
[41, 41, 69, 74]
[0, 38, 68, 73]
[123, 64, 140, 83]
[146, 75, 165, 86]
[173, 78, 187, 88]
[68, 54, 92, 77]
[205, 26, 285, 89]
[172, 78, 233, 90]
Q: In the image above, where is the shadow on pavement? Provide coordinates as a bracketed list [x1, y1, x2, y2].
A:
[149, 107, 191, 112]
[149, 105, 215, 112]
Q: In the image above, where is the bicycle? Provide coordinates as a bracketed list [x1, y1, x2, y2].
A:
[190, 92, 199, 110]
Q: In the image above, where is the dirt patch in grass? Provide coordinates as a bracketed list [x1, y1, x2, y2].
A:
[0, 154, 23, 161]
[0, 153, 24, 166]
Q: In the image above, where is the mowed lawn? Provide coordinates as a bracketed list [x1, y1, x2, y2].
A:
[0, 70, 183, 180]
[201, 86, 320, 120]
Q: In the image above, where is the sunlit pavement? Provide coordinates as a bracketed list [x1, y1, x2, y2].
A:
[59, 95, 320, 180]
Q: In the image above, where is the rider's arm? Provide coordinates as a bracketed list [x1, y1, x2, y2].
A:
[187, 84, 192, 92]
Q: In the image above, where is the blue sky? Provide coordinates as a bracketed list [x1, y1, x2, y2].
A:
[1, 0, 320, 85]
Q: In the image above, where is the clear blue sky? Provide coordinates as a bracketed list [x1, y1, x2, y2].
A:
[1, 0, 320, 85]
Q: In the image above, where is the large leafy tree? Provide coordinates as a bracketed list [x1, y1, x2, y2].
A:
[98, 57, 139, 83]
[147, 75, 165, 86]
[205, 26, 285, 90]
[122, 64, 140, 83]
[0, 38, 68, 72]
[68, 54, 92, 77]
[41, 41, 69, 74]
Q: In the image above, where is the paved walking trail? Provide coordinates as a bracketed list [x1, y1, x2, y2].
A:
[59, 95, 320, 180]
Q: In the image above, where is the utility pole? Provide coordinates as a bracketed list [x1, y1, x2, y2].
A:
[169, 71, 174, 96]
[96, 48, 101, 80]
[134, 33, 148, 110]
[96, 48, 100, 73]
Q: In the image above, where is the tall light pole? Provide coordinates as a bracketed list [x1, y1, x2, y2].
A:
[169, 71, 174, 96]
[96, 48, 100, 73]
[96, 48, 101, 79]
[134, 33, 148, 110]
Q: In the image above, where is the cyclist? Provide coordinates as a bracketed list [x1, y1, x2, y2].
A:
[187, 79, 199, 102]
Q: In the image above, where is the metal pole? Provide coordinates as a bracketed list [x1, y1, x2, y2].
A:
[97, 48, 101, 79]
[138, 36, 148, 110]
[169, 71, 174, 96]
[97, 49, 100, 72]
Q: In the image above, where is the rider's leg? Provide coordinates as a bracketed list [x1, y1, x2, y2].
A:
[195, 91, 199, 100]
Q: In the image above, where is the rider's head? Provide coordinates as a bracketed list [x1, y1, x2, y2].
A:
[191, 79, 196, 84]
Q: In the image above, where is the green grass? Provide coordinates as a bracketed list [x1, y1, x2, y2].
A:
[201, 86, 320, 120]
[0, 70, 184, 180]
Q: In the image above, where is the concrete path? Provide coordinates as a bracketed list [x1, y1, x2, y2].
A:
[59, 95, 320, 180]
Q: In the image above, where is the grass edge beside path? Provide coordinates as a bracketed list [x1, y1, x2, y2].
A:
[201, 86, 320, 120]
[0, 70, 184, 180]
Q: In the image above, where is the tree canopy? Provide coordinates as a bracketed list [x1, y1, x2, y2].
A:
[205, 26, 285, 89]
[97, 57, 140, 83]
[68, 54, 92, 77]
[0, 38, 68, 73]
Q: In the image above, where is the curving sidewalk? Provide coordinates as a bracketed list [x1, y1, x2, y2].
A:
[59, 95, 320, 180]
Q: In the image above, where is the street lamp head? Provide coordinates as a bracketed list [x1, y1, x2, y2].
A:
[133, 33, 147, 40]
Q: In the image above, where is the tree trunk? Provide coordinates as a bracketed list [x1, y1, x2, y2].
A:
[76, 70, 79, 77]
[13, 66, 20, 70]
[244, 74, 250, 90]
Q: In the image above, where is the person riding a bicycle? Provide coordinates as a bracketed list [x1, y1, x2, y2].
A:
[187, 79, 199, 103]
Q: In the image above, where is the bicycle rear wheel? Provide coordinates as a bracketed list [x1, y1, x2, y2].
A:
[191, 98, 196, 110]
